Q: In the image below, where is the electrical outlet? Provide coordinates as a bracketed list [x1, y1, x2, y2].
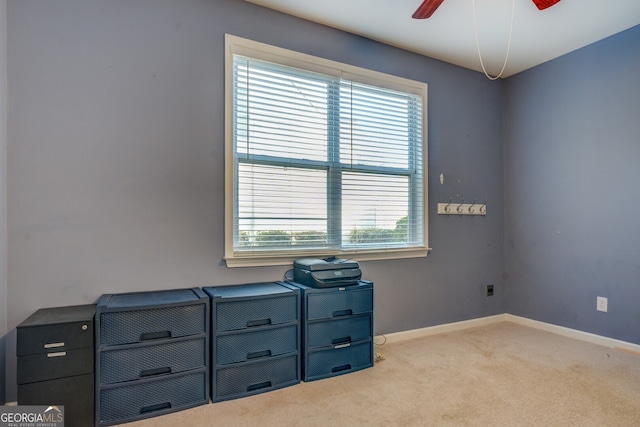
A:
[486, 284, 494, 296]
[596, 296, 608, 312]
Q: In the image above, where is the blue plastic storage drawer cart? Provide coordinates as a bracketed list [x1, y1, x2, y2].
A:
[204, 282, 301, 402]
[95, 288, 209, 426]
[288, 280, 374, 381]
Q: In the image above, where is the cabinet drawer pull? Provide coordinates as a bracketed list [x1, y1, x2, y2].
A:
[140, 366, 172, 377]
[140, 331, 171, 341]
[246, 318, 271, 328]
[44, 342, 64, 349]
[47, 351, 67, 358]
[247, 381, 271, 392]
[332, 309, 352, 317]
[331, 363, 351, 373]
[140, 402, 171, 414]
[247, 349, 272, 360]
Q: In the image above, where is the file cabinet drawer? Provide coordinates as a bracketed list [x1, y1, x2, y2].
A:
[18, 374, 94, 427]
[18, 347, 93, 384]
[100, 336, 206, 384]
[17, 305, 95, 356]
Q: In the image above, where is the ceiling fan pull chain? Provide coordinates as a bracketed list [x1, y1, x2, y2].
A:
[472, 0, 515, 80]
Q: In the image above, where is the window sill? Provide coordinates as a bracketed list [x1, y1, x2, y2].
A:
[224, 247, 431, 268]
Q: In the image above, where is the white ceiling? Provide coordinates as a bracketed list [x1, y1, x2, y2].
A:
[246, 0, 640, 77]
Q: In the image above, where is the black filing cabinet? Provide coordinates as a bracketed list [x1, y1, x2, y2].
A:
[17, 304, 96, 427]
[289, 280, 374, 381]
[204, 282, 300, 402]
[95, 288, 209, 426]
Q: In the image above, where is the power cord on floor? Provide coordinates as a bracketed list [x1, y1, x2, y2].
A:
[374, 333, 387, 362]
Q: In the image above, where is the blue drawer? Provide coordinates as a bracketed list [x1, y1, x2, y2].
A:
[213, 353, 299, 402]
[306, 288, 372, 321]
[98, 369, 208, 426]
[215, 324, 298, 365]
[99, 305, 206, 346]
[97, 288, 208, 347]
[306, 314, 372, 350]
[100, 336, 206, 384]
[215, 296, 298, 332]
[304, 339, 373, 381]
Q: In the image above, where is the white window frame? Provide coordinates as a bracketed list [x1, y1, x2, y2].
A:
[224, 34, 429, 267]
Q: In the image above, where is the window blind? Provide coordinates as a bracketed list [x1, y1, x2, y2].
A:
[229, 46, 425, 259]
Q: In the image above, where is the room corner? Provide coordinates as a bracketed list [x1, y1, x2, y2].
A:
[0, 0, 8, 406]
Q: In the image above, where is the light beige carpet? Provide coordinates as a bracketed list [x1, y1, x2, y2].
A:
[122, 322, 640, 426]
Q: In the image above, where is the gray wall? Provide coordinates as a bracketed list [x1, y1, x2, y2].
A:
[0, 0, 7, 406]
[504, 25, 640, 345]
[4, 0, 504, 400]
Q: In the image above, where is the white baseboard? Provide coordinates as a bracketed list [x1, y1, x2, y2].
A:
[381, 314, 508, 343]
[504, 314, 640, 354]
[381, 313, 640, 355]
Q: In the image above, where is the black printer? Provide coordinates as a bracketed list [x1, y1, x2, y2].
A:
[293, 257, 362, 288]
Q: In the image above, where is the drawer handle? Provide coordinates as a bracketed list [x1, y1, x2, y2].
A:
[140, 366, 172, 378]
[331, 364, 352, 373]
[247, 381, 272, 392]
[140, 331, 172, 341]
[44, 342, 64, 349]
[332, 309, 353, 317]
[331, 336, 351, 346]
[246, 318, 271, 328]
[47, 351, 67, 358]
[140, 402, 171, 414]
[247, 349, 272, 360]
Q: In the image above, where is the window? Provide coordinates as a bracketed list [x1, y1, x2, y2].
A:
[225, 35, 428, 267]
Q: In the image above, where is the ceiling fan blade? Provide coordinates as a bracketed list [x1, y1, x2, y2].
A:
[531, 0, 561, 10]
[412, 0, 446, 19]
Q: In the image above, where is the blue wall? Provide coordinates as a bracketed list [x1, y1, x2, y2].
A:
[4, 0, 504, 400]
[504, 25, 640, 344]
